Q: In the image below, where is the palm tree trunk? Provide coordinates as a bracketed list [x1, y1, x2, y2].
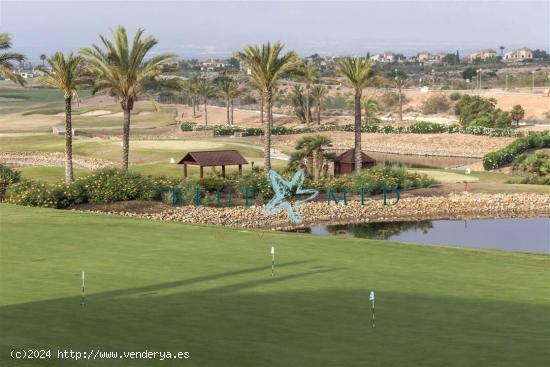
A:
[230, 99, 234, 125]
[204, 97, 208, 126]
[260, 94, 264, 126]
[354, 92, 362, 173]
[264, 91, 272, 172]
[398, 87, 403, 121]
[317, 101, 321, 125]
[192, 96, 196, 117]
[64, 97, 74, 182]
[306, 152, 314, 178]
[122, 107, 131, 171]
[305, 85, 310, 126]
[226, 95, 230, 124]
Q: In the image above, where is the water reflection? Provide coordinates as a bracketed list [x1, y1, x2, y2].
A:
[306, 218, 550, 254]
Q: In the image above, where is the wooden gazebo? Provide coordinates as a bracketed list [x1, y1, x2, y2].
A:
[177, 150, 248, 178]
[333, 149, 376, 175]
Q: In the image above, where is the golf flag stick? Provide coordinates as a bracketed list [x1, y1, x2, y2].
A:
[369, 291, 375, 328]
[271, 246, 275, 277]
[81, 271, 85, 306]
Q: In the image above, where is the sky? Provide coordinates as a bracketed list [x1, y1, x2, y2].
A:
[1, 0, 548, 62]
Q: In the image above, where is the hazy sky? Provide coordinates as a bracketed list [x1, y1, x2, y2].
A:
[1, 0, 548, 62]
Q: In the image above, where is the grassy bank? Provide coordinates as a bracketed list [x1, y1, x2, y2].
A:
[0, 205, 548, 366]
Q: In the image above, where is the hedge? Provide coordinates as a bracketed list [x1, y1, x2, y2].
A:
[482, 131, 550, 170]
[181, 121, 519, 138]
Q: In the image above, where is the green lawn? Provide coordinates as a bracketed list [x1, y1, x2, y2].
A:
[1, 205, 548, 366]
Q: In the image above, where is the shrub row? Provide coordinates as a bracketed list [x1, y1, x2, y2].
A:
[181, 121, 518, 138]
[5, 165, 438, 209]
[482, 132, 550, 170]
[5, 169, 179, 208]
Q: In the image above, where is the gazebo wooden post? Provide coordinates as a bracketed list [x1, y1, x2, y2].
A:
[183, 163, 188, 178]
[238, 164, 242, 177]
[221, 165, 226, 178]
[199, 166, 204, 179]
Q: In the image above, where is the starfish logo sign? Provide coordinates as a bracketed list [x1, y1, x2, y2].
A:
[264, 169, 319, 224]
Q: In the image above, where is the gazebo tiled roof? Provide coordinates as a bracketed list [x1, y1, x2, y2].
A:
[177, 150, 248, 167]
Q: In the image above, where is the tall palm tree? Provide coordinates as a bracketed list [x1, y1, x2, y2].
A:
[234, 42, 299, 172]
[216, 76, 239, 125]
[336, 57, 373, 172]
[80, 26, 175, 170]
[0, 33, 25, 85]
[196, 78, 218, 126]
[40, 54, 46, 66]
[297, 61, 319, 126]
[38, 52, 85, 182]
[311, 84, 327, 125]
[394, 76, 406, 121]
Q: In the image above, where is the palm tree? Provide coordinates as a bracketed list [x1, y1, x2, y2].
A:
[179, 77, 200, 117]
[361, 97, 379, 125]
[295, 135, 332, 179]
[499, 46, 505, 57]
[394, 76, 406, 121]
[0, 33, 25, 85]
[38, 52, 85, 182]
[311, 84, 327, 125]
[196, 78, 218, 126]
[216, 76, 239, 125]
[40, 54, 46, 66]
[234, 42, 299, 172]
[297, 61, 319, 126]
[336, 57, 373, 172]
[80, 26, 175, 170]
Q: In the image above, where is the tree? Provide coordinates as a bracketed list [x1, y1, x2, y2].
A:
[336, 57, 373, 172]
[196, 78, 218, 126]
[0, 33, 25, 85]
[311, 84, 327, 125]
[462, 67, 477, 81]
[360, 97, 380, 125]
[289, 84, 312, 123]
[510, 104, 525, 127]
[234, 42, 299, 172]
[499, 46, 505, 57]
[394, 75, 407, 121]
[38, 52, 85, 182]
[40, 54, 46, 66]
[216, 76, 239, 125]
[80, 26, 175, 170]
[296, 61, 319, 126]
[294, 135, 332, 180]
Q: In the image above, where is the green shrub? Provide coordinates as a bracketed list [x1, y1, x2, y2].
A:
[449, 92, 461, 101]
[180, 122, 197, 131]
[482, 132, 550, 170]
[5, 180, 86, 208]
[236, 167, 273, 201]
[75, 168, 159, 203]
[0, 164, 21, 185]
[512, 151, 550, 181]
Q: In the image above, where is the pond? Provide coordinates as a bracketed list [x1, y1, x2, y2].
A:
[366, 151, 480, 169]
[305, 218, 550, 254]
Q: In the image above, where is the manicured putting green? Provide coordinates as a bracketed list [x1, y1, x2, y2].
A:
[0, 204, 549, 366]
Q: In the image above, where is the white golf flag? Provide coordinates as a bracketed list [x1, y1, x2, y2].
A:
[369, 291, 375, 301]
[271, 246, 275, 255]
